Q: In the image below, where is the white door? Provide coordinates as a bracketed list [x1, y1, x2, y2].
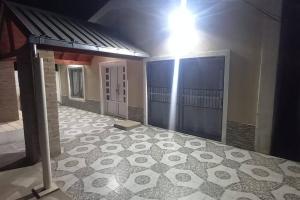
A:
[104, 63, 127, 118]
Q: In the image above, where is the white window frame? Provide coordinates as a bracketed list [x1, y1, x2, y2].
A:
[67, 65, 86, 102]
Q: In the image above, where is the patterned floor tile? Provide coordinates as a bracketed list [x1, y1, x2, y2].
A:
[67, 144, 96, 156]
[54, 174, 79, 191]
[156, 141, 181, 151]
[207, 165, 240, 187]
[160, 151, 187, 167]
[100, 143, 125, 154]
[127, 154, 156, 168]
[191, 151, 223, 164]
[124, 169, 160, 193]
[165, 168, 204, 189]
[239, 164, 283, 183]
[91, 155, 123, 170]
[221, 190, 260, 200]
[128, 142, 152, 152]
[57, 157, 86, 173]
[51, 106, 300, 200]
[83, 172, 119, 195]
[178, 191, 215, 200]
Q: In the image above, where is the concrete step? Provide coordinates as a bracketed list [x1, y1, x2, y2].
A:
[114, 120, 141, 130]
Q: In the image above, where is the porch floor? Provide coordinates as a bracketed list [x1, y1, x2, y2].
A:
[53, 106, 300, 200]
[0, 106, 299, 199]
[0, 112, 25, 170]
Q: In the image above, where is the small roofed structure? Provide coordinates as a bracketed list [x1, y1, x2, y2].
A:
[0, 0, 149, 165]
[0, 0, 149, 59]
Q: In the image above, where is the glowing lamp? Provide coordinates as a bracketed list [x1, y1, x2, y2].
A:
[168, 3, 198, 55]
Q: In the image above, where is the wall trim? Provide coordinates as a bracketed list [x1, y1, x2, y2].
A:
[143, 50, 230, 144]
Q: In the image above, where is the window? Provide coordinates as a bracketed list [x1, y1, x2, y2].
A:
[68, 66, 85, 100]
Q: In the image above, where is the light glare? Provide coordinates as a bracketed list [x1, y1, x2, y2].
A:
[168, 5, 198, 55]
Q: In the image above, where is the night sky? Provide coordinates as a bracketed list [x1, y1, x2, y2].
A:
[7, 0, 109, 20]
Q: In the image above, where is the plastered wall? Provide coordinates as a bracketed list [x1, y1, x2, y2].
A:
[94, 0, 281, 126]
[59, 56, 144, 116]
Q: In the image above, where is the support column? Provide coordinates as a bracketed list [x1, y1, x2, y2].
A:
[17, 45, 40, 164]
[17, 46, 61, 163]
[38, 50, 61, 157]
[0, 61, 19, 122]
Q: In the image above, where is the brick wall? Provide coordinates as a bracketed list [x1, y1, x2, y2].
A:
[0, 61, 19, 122]
[128, 106, 144, 123]
[38, 50, 61, 157]
[226, 121, 255, 151]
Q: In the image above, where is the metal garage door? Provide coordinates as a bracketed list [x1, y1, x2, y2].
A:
[147, 56, 225, 141]
[147, 60, 175, 129]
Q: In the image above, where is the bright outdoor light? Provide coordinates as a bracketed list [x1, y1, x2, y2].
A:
[168, 0, 197, 130]
[168, 0, 198, 55]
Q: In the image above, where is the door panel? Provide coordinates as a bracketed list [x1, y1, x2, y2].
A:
[104, 63, 128, 118]
[147, 60, 175, 129]
[117, 65, 127, 117]
[179, 57, 224, 141]
[110, 66, 118, 101]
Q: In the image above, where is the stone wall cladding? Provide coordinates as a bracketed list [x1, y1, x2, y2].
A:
[61, 96, 143, 123]
[38, 50, 61, 157]
[226, 121, 255, 151]
[61, 96, 101, 114]
[0, 61, 19, 122]
[128, 106, 144, 123]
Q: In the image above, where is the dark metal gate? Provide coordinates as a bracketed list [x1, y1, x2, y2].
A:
[147, 60, 175, 129]
[147, 56, 225, 141]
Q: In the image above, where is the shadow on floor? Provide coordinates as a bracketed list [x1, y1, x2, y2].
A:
[0, 152, 28, 171]
[15, 189, 71, 200]
[0, 162, 71, 200]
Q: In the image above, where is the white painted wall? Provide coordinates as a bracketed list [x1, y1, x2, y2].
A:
[90, 0, 282, 153]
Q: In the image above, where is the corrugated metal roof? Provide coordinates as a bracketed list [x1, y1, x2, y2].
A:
[4, 1, 149, 57]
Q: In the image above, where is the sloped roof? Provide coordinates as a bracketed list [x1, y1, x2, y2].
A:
[3, 1, 149, 57]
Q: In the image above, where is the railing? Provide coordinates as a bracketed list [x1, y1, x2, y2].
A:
[183, 88, 223, 109]
[148, 87, 171, 103]
[148, 87, 223, 110]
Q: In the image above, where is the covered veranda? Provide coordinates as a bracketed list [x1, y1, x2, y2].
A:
[0, 0, 148, 165]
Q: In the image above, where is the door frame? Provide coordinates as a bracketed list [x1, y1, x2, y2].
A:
[99, 60, 128, 119]
[143, 50, 230, 144]
[55, 68, 62, 103]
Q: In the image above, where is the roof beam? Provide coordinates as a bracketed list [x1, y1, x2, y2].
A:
[0, 44, 27, 60]
[55, 59, 90, 65]
[76, 53, 81, 61]
[60, 52, 64, 59]
[0, 5, 5, 43]
[6, 17, 15, 51]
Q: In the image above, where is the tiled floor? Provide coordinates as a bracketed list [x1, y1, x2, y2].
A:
[52, 106, 300, 200]
[0, 111, 25, 169]
[0, 163, 71, 200]
[0, 111, 23, 133]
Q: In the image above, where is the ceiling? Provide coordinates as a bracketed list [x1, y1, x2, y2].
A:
[5, 0, 110, 20]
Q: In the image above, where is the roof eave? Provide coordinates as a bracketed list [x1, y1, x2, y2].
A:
[28, 35, 149, 58]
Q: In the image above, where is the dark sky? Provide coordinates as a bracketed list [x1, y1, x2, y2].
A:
[8, 0, 109, 20]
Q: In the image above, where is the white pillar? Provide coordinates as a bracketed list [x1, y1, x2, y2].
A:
[32, 48, 58, 198]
